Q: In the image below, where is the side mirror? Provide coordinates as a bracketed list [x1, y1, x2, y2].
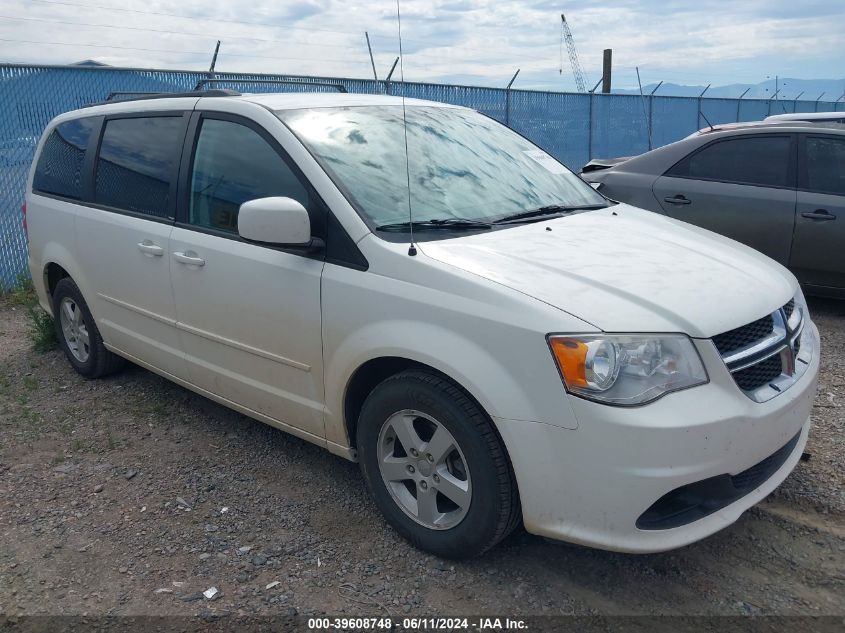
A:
[237, 197, 313, 247]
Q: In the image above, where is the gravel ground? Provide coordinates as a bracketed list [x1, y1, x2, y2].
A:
[0, 297, 843, 618]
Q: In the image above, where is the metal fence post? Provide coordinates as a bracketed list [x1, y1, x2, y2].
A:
[384, 56, 399, 95]
[586, 78, 601, 161]
[696, 84, 710, 131]
[792, 91, 804, 115]
[736, 87, 750, 121]
[505, 69, 519, 127]
[647, 81, 662, 151]
[588, 91, 594, 160]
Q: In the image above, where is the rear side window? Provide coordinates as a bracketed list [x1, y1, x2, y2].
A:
[32, 118, 96, 199]
[188, 118, 308, 232]
[95, 116, 183, 218]
[805, 137, 845, 196]
[669, 136, 791, 188]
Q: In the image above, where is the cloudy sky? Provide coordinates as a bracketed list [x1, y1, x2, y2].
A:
[1, 0, 843, 92]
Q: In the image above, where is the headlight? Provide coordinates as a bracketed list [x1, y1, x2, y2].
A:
[548, 334, 708, 406]
[788, 287, 808, 331]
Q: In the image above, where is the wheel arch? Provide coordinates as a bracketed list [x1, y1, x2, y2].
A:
[35, 240, 91, 316]
[44, 261, 70, 299]
[342, 356, 509, 457]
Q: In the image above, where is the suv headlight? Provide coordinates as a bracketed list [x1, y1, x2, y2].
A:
[548, 334, 708, 406]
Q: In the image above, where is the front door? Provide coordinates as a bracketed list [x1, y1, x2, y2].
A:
[790, 134, 845, 290]
[169, 113, 326, 437]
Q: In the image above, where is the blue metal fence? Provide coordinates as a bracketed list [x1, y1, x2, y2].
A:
[1, 63, 843, 287]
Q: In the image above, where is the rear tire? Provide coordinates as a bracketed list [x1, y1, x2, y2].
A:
[52, 278, 125, 378]
[357, 369, 520, 558]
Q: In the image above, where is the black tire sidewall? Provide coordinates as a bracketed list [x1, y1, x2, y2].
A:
[357, 373, 508, 559]
[52, 279, 101, 378]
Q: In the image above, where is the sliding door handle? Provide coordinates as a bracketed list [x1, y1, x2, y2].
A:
[172, 251, 206, 267]
[801, 209, 836, 221]
[664, 195, 691, 205]
[137, 240, 164, 257]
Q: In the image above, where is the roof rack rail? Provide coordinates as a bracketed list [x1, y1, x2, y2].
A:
[194, 78, 348, 93]
[106, 91, 163, 101]
[84, 89, 241, 108]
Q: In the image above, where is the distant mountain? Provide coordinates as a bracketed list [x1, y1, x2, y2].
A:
[70, 60, 111, 67]
[615, 78, 845, 101]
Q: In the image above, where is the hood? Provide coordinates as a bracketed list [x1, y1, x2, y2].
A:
[418, 205, 796, 338]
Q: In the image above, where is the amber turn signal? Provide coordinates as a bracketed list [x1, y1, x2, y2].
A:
[549, 336, 590, 388]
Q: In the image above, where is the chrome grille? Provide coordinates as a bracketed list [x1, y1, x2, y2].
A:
[712, 315, 775, 356]
[783, 299, 795, 320]
[713, 300, 807, 402]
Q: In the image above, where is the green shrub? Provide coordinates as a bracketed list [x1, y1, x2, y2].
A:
[2, 273, 56, 352]
[2, 272, 35, 306]
[27, 304, 57, 353]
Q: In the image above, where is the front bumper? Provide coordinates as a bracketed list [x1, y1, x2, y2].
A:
[494, 321, 819, 553]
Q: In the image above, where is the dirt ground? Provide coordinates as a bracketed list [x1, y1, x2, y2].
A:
[0, 297, 843, 620]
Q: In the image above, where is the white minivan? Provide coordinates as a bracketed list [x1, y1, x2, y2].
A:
[26, 90, 819, 558]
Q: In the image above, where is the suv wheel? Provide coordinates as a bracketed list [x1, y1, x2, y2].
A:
[53, 278, 125, 378]
[357, 370, 520, 558]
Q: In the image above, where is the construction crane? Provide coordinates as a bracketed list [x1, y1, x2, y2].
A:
[560, 13, 587, 92]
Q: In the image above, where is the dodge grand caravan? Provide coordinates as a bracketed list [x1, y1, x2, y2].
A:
[26, 90, 819, 558]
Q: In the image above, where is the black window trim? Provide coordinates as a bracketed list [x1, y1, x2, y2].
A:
[87, 110, 192, 225]
[797, 133, 845, 197]
[175, 110, 326, 262]
[175, 110, 368, 270]
[664, 133, 798, 191]
[31, 115, 103, 202]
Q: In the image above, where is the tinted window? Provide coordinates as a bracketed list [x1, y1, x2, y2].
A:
[670, 136, 791, 188]
[95, 116, 183, 217]
[806, 137, 845, 196]
[189, 118, 308, 232]
[33, 118, 96, 199]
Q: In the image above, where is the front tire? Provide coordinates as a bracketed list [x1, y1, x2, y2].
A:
[357, 370, 520, 558]
[52, 278, 125, 378]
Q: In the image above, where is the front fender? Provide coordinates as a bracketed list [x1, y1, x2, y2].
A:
[326, 320, 520, 445]
[324, 317, 580, 449]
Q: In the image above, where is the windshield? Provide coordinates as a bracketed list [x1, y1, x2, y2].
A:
[277, 105, 605, 229]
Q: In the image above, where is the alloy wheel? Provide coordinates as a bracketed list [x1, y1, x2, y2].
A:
[377, 409, 472, 530]
[59, 297, 90, 363]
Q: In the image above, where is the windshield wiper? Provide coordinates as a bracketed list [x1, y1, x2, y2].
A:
[376, 218, 492, 232]
[492, 204, 609, 225]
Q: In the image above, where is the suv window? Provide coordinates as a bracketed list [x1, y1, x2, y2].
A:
[805, 136, 845, 196]
[669, 136, 791, 188]
[95, 116, 184, 218]
[32, 117, 97, 199]
[189, 118, 308, 233]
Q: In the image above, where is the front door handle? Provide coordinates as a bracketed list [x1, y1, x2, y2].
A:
[664, 194, 691, 205]
[801, 209, 836, 221]
[137, 240, 164, 257]
[172, 251, 206, 267]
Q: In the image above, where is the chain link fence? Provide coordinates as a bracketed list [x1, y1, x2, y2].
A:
[1, 63, 843, 287]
